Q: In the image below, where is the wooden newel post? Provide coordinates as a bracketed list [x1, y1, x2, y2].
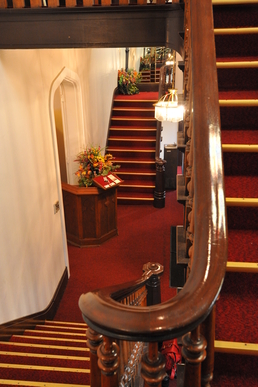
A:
[182, 326, 207, 387]
[86, 327, 103, 387]
[154, 158, 166, 209]
[142, 262, 164, 306]
[97, 335, 120, 387]
[141, 342, 166, 387]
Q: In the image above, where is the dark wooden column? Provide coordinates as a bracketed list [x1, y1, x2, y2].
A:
[154, 158, 166, 208]
[145, 263, 163, 306]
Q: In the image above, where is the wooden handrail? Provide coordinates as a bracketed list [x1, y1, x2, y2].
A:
[79, 0, 227, 352]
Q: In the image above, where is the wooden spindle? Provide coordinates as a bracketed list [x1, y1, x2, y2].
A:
[82, 0, 93, 5]
[97, 336, 119, 387]
[201, 307, 215, 387]
[30, 0, 42, 6]
[0, 0, 7, 7]
[141, 342, 166, 387]
[47, 0, 59, 6]
[66, 0, 76, 6]
[182, 326, 207, 387]
[12, 0, 24, 7]
[86, 327, 103, 387]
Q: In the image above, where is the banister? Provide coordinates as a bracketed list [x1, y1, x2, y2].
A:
[79, 0, 227, 349]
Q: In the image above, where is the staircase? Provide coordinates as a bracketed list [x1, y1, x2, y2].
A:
[107, 91, 159, 204]
[212, 1, 258, 384]
[0, 320, 90, 386]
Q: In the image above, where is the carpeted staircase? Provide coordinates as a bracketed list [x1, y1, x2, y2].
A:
[211, 1, 258, 385]
[0, 320, 90, 386]
[106, 91, 159, 204]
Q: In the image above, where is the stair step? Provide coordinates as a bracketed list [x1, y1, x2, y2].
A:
[213, 0, 258, 4]
[222, 144, 258, 151]
[0, 380, 89, 387]
[0, 340, 89, 355]
[110, 126, 157, 133]
[0, 350, 89, 362]
[215, 26, 258, 34]
[215, 272, 258, 343]
[24, 329, 86, 338]
[107, 147, 155, 152]
[45, 321, 87, 327]
[117, 171, 156, 176]
[120, 182, 155, 188]
[217, 60, 258, 67]
[108, 136, 156, 142]
[219, 98, 258, 106]
[226, 261, 258, 273]
[226, 198, 258, 206]
[227, 229, 258, 264]
[11, 335, 86, 345]
[111, 116, 157, 122]
[215, 340, 258, 356]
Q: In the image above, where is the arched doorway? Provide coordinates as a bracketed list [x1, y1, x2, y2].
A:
[49, 67, 86, 276]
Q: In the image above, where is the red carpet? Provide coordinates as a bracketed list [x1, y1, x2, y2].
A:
[54, 190, 184, 323]
[212, 2, 258, 386]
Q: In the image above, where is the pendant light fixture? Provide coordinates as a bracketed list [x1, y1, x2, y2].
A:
[154, 89, 184, 123]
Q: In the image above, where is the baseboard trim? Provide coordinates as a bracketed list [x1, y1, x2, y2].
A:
[0, 268, 68, 340]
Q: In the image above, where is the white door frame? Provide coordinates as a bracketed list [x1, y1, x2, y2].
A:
[49, 67, 86, 277]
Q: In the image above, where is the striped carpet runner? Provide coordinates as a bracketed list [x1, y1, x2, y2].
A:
[211, 0, 258, 385]
[0, 320, 89, 386]
[107, 91, 159, 204]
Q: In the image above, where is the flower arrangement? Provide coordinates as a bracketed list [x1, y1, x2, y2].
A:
[139, 55, 151, 71]
[75, 146, 120, 187]
[118, 68, 142, 95]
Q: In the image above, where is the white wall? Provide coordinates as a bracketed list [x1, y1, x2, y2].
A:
[0, 47, 124, 325]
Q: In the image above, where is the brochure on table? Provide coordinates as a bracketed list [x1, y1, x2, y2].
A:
[93, 173, 123, 190]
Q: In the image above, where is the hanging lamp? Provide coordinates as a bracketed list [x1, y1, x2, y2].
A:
[154, 89, 184, 123]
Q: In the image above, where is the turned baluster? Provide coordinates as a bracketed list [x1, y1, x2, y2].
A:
[97, 335, 120, 387]
[182, 326, 207, 387]
[201, 307, 216, 387]
[141, 342, 166, 387]
[86, 327, 103, 387]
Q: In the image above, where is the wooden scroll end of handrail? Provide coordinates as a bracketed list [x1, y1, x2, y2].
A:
[0, 0, 7, 8]
[30, 0, 42, 7]
[12, 0, 24, 7]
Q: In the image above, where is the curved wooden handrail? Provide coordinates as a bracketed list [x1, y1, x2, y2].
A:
[79, 0, 227, 344]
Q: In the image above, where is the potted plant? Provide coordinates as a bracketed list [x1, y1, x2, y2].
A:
[118, 68, 142, 95]
[74, 146, 120, 187]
